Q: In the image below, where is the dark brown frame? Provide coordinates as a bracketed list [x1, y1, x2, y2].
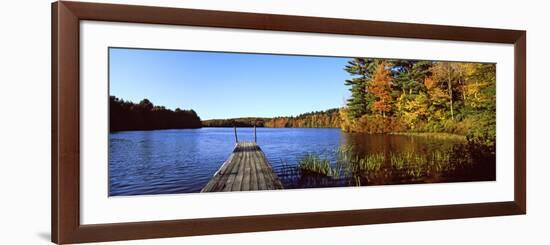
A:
[52, 1, 526, 244]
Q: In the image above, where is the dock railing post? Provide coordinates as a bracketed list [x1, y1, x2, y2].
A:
[254, 125, 257, 143]
[233, 126, 238, 143]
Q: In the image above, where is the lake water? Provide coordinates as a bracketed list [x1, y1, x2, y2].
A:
[109, 127, 495, 196]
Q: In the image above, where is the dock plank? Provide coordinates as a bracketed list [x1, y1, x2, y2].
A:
[222, 149, 241, 191]
[241, 150, 252, 191]
[249, 147, 259, 191]
[201, 141, 283, 192]
[231, 145, 247, 191]
[252, 146, 267, 190]
[250, 146, 259, 191]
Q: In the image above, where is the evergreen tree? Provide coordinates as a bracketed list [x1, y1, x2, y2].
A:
[343, 58, 378, 119]
[392, 60, 432, 96]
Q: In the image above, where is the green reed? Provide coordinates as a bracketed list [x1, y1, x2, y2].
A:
[354, 175, 361, 186]
[336, 144, 354, 163]
[428, 150, 451, 172]
[353, 153, 385, 172]
[298, 154, 338, 177]
[298, 144, 457, 181]
[389, 150, 454, 178]
[390, 132, 467, 141]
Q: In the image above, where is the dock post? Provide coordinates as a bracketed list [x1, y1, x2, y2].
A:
[233, 126, 238, 143]
[254, 125, 257, 143]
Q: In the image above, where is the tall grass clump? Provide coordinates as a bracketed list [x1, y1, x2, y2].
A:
[298, 154, 338, 177]
[350, 153, 385, 172]
[336, 144, 354, 163]
[428, 150, 451, 172]
[390, 152, 411, 170]
[337, 144, 355, 155]
[389, 150, 454, 178]
[390, 132, 466, 141]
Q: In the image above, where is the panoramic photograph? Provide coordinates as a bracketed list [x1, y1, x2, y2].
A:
[108, 48, 496, 196]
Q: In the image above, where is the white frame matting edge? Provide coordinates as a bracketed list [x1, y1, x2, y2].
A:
[80, 20, 514, 225]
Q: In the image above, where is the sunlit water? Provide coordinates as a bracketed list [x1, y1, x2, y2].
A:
[109, 127, 495, 196]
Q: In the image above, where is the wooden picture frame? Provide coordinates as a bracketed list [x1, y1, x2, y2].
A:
[51, 1, 526, 244]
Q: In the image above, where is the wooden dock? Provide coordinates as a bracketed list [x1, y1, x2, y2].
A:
[201, 141, 283, 192]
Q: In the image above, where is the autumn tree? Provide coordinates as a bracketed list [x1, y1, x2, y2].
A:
[430, 62, 466, 120]
[462, 63, 496, 110]
[397, 92, 429, 129]
[461, 63, 497, 150]
[424, 76, 450, 122]
[368, 62, 393, 117]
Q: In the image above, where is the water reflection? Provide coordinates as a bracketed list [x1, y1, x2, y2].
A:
[284, 133, 496, 189]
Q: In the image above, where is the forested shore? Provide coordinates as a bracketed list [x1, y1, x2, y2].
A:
[264, 109, 340, 128]
[201, 118, 266, 127]
[202, 109, 341, 128]
[109, 96, 341, 130]
[338, 59, 496, 150]
[109, 96, 202, 132]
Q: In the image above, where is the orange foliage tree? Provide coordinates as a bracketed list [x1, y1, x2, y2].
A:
[368, 62, 393, 117]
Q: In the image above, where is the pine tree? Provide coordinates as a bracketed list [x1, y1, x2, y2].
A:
[392, 60, 432, 95]
[343, 58, 378, 119]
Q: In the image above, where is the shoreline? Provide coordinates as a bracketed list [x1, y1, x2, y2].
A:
[111, 127, 467, 141]
[389, 132, 467, 141]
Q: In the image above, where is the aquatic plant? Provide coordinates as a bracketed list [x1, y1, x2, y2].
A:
[390, 152, 408, 170]
[428, 150, 451, 172]
[337, 144, 355, 155]
[298, 154, 337, 177]
[407, 167, 423, 178]
[349, 153, 385, 172]
[390, 132, 467, 141]
[336, 144, 355, 163]
[354, 175, 362, 186]
[388, 150, 455, 178]
[299, 145, 459, 184]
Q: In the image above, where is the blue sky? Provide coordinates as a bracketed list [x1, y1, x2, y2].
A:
[109, 48, 351, 120]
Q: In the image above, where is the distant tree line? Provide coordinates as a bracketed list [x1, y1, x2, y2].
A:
[200, 109, 340, 128]
[339, 58, 496, 149]
[109, 96, 339, 130]
[264, 109, 340, 128]
[202, 118, 267, 127]
[110, 96, 202, 132]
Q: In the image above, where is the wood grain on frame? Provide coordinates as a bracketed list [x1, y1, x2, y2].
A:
[51, 1, 526, 244]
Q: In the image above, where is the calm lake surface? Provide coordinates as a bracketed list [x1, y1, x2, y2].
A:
[109, 127, 495, 196]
